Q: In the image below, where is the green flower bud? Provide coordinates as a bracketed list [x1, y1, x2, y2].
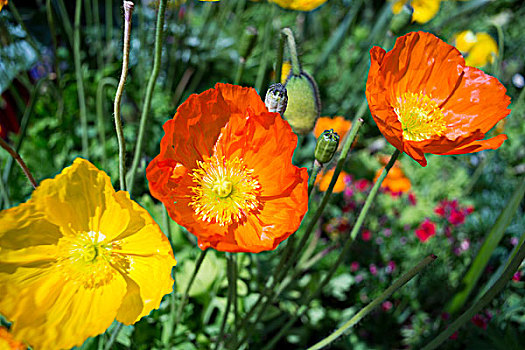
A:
[389, 4, 414, 35]
[315, 129, 340, 164]
[265, 83, 288, 116]
[283, 71, 321, 135]
[238, 26, 258, 62]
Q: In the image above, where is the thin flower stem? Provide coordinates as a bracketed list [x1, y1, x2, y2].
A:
[255, 10, 274, 93]
[308, 254, 437, 350]
[127, 0, 168, 194]
[114, 1, 134, 191]
[0, 132, 37, 189]
[93, 0, 103, 69]
[54, 0, 74, 48]
[46, 0, 61, 83]
[234, 60, 245, 85]
[422, 241, 525, 350]
[96, 77, 118, 168]
[105, 0, 114, 64]
[233, 119, 365, 349]
[103, 322, 123, 350]
[74, 0, 89, 158]
[275, 33, 285, 83]
[232, 255, 239, 345]
[215, 254, 235, 350]
[262, 148, 401, 350]
[172, 249, 209, 336]
[281, 28, 301, 75]
[307, 160, 323, 196]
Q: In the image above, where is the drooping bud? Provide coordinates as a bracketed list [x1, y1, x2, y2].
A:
[238, 26, 258, 63]
[389, 4, 414, 35]
[283, 71, 321, 135]
[265, 83, 288, 116]
[315, 129, 340, 164]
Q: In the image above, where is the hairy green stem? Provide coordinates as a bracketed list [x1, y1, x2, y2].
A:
[74, 0, 89, 157]
[275, 31, 285, 83]
[263, 149, 401, 350]
[307, 160, 323, 196]
[127, 0, 168, 194]
[114, 1, 134, 191]
[308, 254, 437, 350]
[281, 28, 301, 76]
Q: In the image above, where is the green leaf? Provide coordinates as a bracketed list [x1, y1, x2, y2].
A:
[175, 251, 225, 298]
[446, 178, 525, 314]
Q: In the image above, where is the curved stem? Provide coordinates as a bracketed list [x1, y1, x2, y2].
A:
[307, 160, 322, 196]
[74, 0, 89, 157]
[308, 254, 437, 350]
[262, 149, 401, 350]
[114, 1, 134, 191]
[96, 77, 118, 168]
[0, 138, 37, 189]
[127, 0, 168, 194]
[281, 28, 301, 76]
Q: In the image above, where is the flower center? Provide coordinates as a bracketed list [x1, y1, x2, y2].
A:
[394, 92, 447, 142]
[57, 231, 129, 288]
[189, 155, 261, 226]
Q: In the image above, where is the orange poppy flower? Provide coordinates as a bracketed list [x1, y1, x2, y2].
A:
[366, 31, 511, 167]
[374, 163, 411, 193]
[313, 116, 352, 140]
[316, 169, 349, 193]
[146, 83, 308, 253]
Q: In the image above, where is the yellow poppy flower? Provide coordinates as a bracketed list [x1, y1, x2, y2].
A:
[391, 0, 441, 24]
[0, 158, 176, 350]
[270, 0, 328, 12]
[454, 31, 498, 67]
[0, 326, 26, 350]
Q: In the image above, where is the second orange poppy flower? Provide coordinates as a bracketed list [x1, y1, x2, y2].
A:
[366, 31, 511, 166]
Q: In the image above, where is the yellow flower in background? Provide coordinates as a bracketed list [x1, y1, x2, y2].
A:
[454, 30, 498, 67]
[0, 158, 176, 350]
[281, 61, 292, 84]
[0, 0, 7, 12]
[270, 0, 328, 12]
[391, 0, 441, 24]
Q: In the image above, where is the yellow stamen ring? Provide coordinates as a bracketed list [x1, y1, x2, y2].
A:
[189, 155, 261, 226]
[394, 92, 447, 142]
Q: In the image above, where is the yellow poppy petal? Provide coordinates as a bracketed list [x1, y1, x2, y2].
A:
[454, 30, 477, 53]
[465, 33, 498, 67]
[411, 0, 441, 24]
[270, 0, 328, 12]
[30, 158, 114, 235]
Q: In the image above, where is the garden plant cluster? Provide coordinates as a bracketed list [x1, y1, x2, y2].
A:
[0, 0, 524, 349]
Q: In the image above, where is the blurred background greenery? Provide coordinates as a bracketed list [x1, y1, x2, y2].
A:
[1, 0, 524, 349]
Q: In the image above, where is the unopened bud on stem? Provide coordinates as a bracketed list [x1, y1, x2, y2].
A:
[315, 129, 340, 164]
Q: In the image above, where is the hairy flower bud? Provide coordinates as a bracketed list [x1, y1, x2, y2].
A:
[315, 129, 340, 164]
[265, 83, 288, 116]
[283, 71, 321, 135]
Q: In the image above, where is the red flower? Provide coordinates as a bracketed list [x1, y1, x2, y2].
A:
[415, 218, 436, 242]
[366, 31, 511, 166]
[471, 314, 489, 329]
[361, 229, 372, 241]
[146, 84, 308, 253]
[354, 178, 371, 192]
[408, 192, 417, 206]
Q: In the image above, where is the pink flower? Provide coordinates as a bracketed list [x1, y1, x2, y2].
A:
[512, 271, 521, 282]
[381, 301, 393, 311]
[362, 229, 372, 241]
[350, 261, 360, 272]
[471, 314, 489, 329]
[408, 192, 417, 206]
[386, 261, 396, 274]
[415, 219, 436, 242]
[369, 263, 378, 275]
[354, 179, 371, 192]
